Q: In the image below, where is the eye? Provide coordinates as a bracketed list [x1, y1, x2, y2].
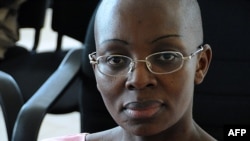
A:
[157, 52, 177, 61]
[149, 52, 181, 66]
[106, 56, 128, 66]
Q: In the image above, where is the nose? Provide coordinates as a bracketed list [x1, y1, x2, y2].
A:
[125, 61, 157, 90]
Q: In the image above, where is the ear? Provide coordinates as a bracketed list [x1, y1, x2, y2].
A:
[195, 44, 212, 85]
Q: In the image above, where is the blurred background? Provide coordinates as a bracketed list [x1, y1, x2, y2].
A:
[0, 8, 81, 141]
[1, 0, 100, 140]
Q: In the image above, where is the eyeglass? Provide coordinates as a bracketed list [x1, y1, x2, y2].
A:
[89, 46, 204, 76]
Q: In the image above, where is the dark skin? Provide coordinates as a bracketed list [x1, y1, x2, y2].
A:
[88, 0, 215, 141]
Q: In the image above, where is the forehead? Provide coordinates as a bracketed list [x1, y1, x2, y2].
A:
[94, 0, 197, 49]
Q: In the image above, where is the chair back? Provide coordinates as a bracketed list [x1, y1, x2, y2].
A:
[10, 2, 101, 140]
[0, 71, 23, 141]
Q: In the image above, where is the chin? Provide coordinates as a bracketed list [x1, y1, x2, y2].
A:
[124, 122, 167, 137]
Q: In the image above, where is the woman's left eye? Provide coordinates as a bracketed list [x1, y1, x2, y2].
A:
[158, 53, 176, 61]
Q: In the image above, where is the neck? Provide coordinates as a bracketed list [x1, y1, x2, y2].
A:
[119, 108, 200, 141]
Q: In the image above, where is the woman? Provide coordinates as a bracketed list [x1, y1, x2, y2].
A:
[43, 0, 215, 140]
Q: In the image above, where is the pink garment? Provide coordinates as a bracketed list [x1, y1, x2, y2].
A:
[42, 133, 89, 141]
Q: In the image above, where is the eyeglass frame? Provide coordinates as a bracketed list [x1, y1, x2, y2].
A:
[89, 46, 204, 76]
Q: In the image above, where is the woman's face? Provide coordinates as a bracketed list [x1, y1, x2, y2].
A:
[93, 0, 205, 137]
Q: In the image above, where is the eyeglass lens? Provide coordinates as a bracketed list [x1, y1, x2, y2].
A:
[97, 52, 184, 76]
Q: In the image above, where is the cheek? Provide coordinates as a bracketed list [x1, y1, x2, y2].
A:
[96, 76, 115, 113]
[177, 69, 195, 109]
[96, 75, 116, 103]
[163, 67, 195, 117]
[95, 72, 123, 96]
[95, 72, 124, 116]
[175, 74, 194, 106]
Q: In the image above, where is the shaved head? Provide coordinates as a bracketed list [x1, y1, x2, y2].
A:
[95, 0, 203, 49]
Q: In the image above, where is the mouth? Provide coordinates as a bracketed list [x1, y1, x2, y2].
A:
[123, 100, 164, 119]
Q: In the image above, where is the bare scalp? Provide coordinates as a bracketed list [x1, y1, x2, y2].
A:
[95, 0, 203, 46]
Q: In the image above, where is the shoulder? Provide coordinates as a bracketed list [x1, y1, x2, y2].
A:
[86, 127, 122, 141]
[42, 133, 89, 141]
[195, 125, 217, 141]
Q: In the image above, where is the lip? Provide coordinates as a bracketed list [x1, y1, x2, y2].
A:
[123, 100, 164, 119]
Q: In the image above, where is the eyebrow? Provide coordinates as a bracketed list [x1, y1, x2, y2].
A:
[101, 39, 128, 45]
[100, 34, 182, 45]
[151, 34, 182, 44]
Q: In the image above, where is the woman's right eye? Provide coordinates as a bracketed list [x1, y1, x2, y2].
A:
[106, 56, 126, 65]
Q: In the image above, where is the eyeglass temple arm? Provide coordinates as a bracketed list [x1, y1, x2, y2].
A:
[183, 46, 204, 60]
